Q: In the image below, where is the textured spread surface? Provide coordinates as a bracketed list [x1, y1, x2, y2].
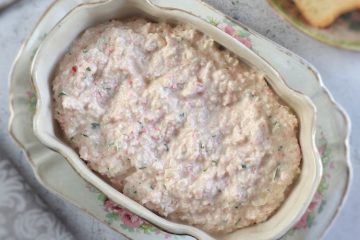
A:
[53, 19, 300, 233]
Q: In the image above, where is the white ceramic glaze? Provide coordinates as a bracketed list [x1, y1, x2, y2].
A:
[8, 1, 351, 240]
[30, 0, 321, 239]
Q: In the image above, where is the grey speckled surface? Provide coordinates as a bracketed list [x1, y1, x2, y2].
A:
[0, 0, 359, 239]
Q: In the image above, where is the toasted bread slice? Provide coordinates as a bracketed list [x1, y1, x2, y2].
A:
[295, 0, 360, 28]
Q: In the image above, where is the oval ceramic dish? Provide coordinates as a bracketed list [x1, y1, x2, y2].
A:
[30, 0, 321, 240]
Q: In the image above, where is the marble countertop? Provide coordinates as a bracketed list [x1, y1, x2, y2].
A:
[0, 0, 359, 239]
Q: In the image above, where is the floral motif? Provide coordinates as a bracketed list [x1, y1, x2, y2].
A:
[282, 132, 333, 239]
[104, 199, 145, 228]
[294, 133, 332, 230]
[294, 192, 322, 229]
[207, 17, 252, 48]
[26, 91, 37, 112]
[87, 185, 176, 237]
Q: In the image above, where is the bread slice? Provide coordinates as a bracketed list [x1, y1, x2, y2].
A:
[294, 0, 360, 28]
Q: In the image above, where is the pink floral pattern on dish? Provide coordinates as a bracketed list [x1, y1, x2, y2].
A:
[86, 185, 176, 238]
[104, 199, 145, 228]
[26, 91, 37, 112]
[294, 192, 322, 229]
[282, 133, 332, 238]
[207, 17, 252, 48]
